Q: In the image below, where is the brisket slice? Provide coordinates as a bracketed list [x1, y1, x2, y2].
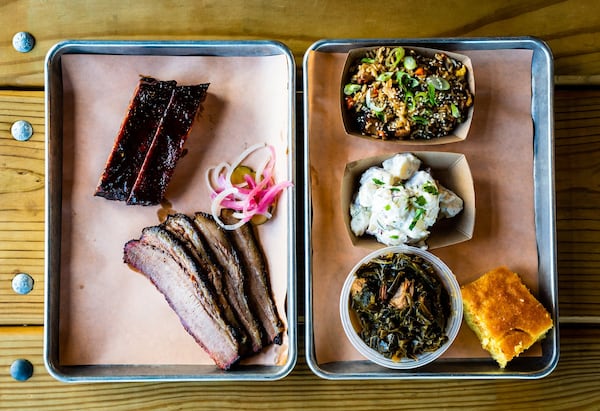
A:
[221, 209, 285, 345]
[123, 226, 241, 370]
[162, 213, 252, 355]
[127, 83, 209, 205]
[193, 212, 264, 353]
[95, 77, 176, 201]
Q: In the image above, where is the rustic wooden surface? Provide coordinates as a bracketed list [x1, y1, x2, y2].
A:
[1, 1, 600, 409]
[2, 0, 600, 87]
[1, 326, 600, 410]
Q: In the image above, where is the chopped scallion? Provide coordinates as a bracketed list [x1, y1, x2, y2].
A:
[427, 83, 437, 106]
[343, 83, 362, 95]
[423, 182, 439, 195]
[409, 208, 425, 230]
[404, 90, 415, 110]
[376, 72, 394, 82]
[365, 89, 385, 112]
[450, 103, 460, 118]
[411, 115, 429, 125]
[426, 75, 450, 91]
[403, 56, 417, 70]
[415, 195, 427, 207]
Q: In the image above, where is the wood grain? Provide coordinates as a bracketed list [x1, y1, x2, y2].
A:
[2, 0, 600, 86]
[1, 325, 599, 410]
[554, 88, 600, 322]
[1, 1, 600, 404]
[0, 90, 45, 325]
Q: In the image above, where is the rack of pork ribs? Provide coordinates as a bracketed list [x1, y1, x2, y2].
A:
[95, 76, 209, 206]
[123, 210, 285, 370]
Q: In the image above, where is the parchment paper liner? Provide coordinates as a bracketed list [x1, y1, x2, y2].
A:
[341, 151, 475, 250]
[340, 46, 475, 145]
[307, 47, 542, 366]
[57, 52, 292, 369]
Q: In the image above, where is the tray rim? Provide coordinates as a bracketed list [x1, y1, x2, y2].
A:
[43, 39, 298, 382]
[302, 36, 559, 380]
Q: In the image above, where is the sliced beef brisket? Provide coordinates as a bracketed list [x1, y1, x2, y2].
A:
[192, 212, 265, 353]
[123, 226, 241, 370]
[221, 209, 285, 345]
[162, 213, 252, 355]
[123, 211, 286, 369]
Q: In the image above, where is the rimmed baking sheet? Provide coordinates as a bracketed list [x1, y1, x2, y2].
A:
[303, 37, 558, 379]
[44, 40, 297, 382]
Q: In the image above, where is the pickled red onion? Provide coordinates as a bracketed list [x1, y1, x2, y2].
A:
[206, 143, 292, 230]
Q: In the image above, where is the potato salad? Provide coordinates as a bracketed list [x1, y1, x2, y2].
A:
[350, 153, 463, 248]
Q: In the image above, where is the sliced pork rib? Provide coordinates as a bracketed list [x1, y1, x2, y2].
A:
[193, 212, 265, 353]
[221, 209, 285, 345]
[95, 76, 209, 205]
[95, 77, 176, 201]
[127, 83, 209, 205]
[123, 226, 241, 370]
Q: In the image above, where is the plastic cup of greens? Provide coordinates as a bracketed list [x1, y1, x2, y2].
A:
[339, 245, 462, 369]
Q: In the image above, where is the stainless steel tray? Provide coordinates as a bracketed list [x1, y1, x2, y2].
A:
[303, 37, 558, 379]
[44, 40, 297, 382]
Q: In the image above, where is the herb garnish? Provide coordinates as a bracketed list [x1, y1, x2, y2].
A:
[427, 83, 437, 106]
[423, 182, 439, 195]
[409, 207, 425, 230]
[450, 103, 460, 118]
[411, 115, 429, 125]
[343, 84, 362, 95]
[415, 195, 427, 207]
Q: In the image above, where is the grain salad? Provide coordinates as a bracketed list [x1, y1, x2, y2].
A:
[343, 46, 474, 141]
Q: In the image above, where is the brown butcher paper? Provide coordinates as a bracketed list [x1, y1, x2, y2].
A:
[307, 48, 540, 364]
[59, 53, 292, 366]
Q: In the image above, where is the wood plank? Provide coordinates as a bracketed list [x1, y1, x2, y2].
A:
[1, 0, 600, 86]
[0, 90, 45, 325]
[0, 325, 599, 410]
[554, 89, 600, 321]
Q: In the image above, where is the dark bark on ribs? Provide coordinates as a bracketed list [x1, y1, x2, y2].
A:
[127, 83, 209, 205]
[193, 212, 264, 352]
[221, 209, 285, 345]
[123, 226, 241, 370]
[95, 77, 176, 201]
[162, 213, 252, 355]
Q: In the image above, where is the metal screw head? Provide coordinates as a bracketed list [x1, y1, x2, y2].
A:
[12, 31, 35, 53]
[10, 359, 34, 381]
[11, 120, 33, 141]
[12, 273, 34, 295]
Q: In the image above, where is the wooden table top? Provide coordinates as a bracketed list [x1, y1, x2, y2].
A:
[1, 1, 599, 409]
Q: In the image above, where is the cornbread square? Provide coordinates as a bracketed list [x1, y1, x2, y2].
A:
[461, 266, 553, 368]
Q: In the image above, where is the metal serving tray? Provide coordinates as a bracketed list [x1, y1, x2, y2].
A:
[303, 37, 558, 379]
[44, 40, 297, 382]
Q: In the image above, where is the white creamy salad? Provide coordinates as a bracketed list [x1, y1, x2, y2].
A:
[350, 153, 463, 248]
